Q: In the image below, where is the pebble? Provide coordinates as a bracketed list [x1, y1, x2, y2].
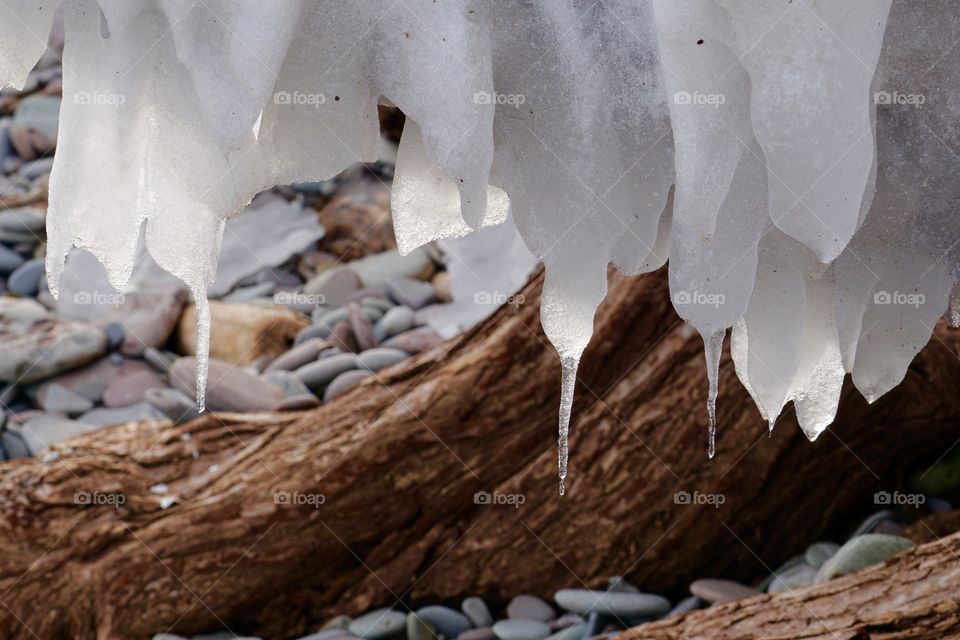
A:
[296, 632, 356, 640]
[357, 348, 409, 372]
[2, 431, 30, 459]
[348, 609, 406, 640]
[0, 207, 45, 234]
[264, 338, 331, 373]
[304, 266, 363, 307]
[416, 606, 473, 639]
[432, 272, 452, 303]
[406, 613, 439, 640]
[375, 306, 415, 339]
[296, 324, 333, 345]
[106, 286, 189, 355]
[688, 579, 760, 604]
[814, 534, 914, 583]
[381, 327, 443, 354]
[19, 414, 102, 454]
[606, 576, 640, 593]
[493, 620, 551, 640]
[103, 369, 162, 407]
[36, 382, 93, 415]
[323, 615, 353, 631]
[666, 596, 704, 617]
[0, 298, 107, 383]
[324, 370, 372, 402]
[850, 510, 896, 538]
[144, 387, 203, 424]
[0, 243, 25, 274]
[330, 321, 359, 353]
[458, 628, 496, 640]
[507, 594, 556, 622]
[553, 589, 670, 617]
[768, 563, 817, 593]
[77, 401, 166, 427]
[543, 625, 585, 640]
[104, 322, 125, 352]
[7, 257, 44, 296]
[144, 347, 176, 373]
[804, 542, 840, 569]
[387, 277, 436, 310]
[264, 370, 312, 397]
[348, 301, 377, 350]
[462, 597, 494, 628]
[12, 95, 61, 139]
[548, 614, 582, 630]
[169, 357, 285, 412]
[350, 248, 433, 288]
[275, 393, 321, 411]
[294, 353, 360, 390]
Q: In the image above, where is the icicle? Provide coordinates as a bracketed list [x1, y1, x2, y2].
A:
[558, 356, 578, 496]
[193, 292, 210, 413]
[703, 330, 724, 459]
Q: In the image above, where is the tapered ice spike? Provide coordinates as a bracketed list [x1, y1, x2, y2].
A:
[558, 356, 579, 496]
[703, 330, 725, 459]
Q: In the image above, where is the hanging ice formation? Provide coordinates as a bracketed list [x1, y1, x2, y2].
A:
[2, 1, 958, 491]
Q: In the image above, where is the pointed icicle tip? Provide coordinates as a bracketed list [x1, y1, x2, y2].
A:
[703, 330, 725, 459]
[558, 356, 579, 496]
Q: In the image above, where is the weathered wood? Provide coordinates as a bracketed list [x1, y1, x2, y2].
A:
[624, 529, 960, 639]
[0, 267, 958, 639]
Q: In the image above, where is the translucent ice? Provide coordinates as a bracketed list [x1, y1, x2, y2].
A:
[2, 0, 958, 486]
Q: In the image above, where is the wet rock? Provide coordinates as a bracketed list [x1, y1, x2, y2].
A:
[323, 370, 371, 402]
[169, 357, 284, 412]
[0, 298, 107, 383]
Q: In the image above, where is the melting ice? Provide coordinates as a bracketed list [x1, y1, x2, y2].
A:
[1, 0, 958, 491]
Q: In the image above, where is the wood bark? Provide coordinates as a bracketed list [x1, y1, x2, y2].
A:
[0, 267, 958, 639]
[624, 528, 960, 639]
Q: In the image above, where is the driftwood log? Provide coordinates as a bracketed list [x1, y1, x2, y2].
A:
[0, 267, 959, 639]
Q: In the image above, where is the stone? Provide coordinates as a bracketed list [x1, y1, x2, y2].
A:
[386, 277, 436, 310]
[329, 321, 359, 353]
[169, 357, 285, 412]
[375, 306, 416, 340]
[2, 431, 30, 459]
[296, 631, 356, 640]
[507, 594, 556, 622]
[36, 356, 154, 403]
[543, 625, 585, 640]
[104, 322, 125, 351]
[406, 613, 439, 640]
[688, 580, 761, 604]
[0, 298, 107, 383]
[433, 271, 452, 303]
[16, 157, 54, 180]
[144, 347, 176, 373]
[768, 563, 817, 593]
[462, 597, 494, 628]
[416, 606, 472, 640]
[19, 415, 102, 454]
[548, 614, 582, 631]
[0, 206, 45, 234]
[36, 382, 93, 415]
[322, 616, 353, 631]
[77, 401, 166, 427]
[264, 338, 332, 373]
[493, 620, 551, 640]
[275, 393, 321, 411]
[348, 301, 377, 350]
[814, 534, 914, 583]
[324, 370, 372, 403]
[553, 589, 670, 617]
[850, 510, 897, 538]
[606, 577, 640, 593]
[221, 281, 275, 303]
[105, 286, 189, 356]
[304, 267, 363, 307]
[315, 177, 396, 261]
[12, 95, 60, 140]
[264, 370, 313, 398]
[348, 609, 406, 640]
[666, 597, 704, 617]
[296, 324, 333, 345]
[294, 354, 359, 390]
[458, 628, 496, 640]
[144, 387, 202, 424]
[0, 244, 25, 274]
[356, 348, 408, 372]
[103, 369, 163, 407]
[7, 257, 44, 296]
[804, 542, 840, 568]
[381, 327, 443, 354]
[350, 248, 434, 288]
